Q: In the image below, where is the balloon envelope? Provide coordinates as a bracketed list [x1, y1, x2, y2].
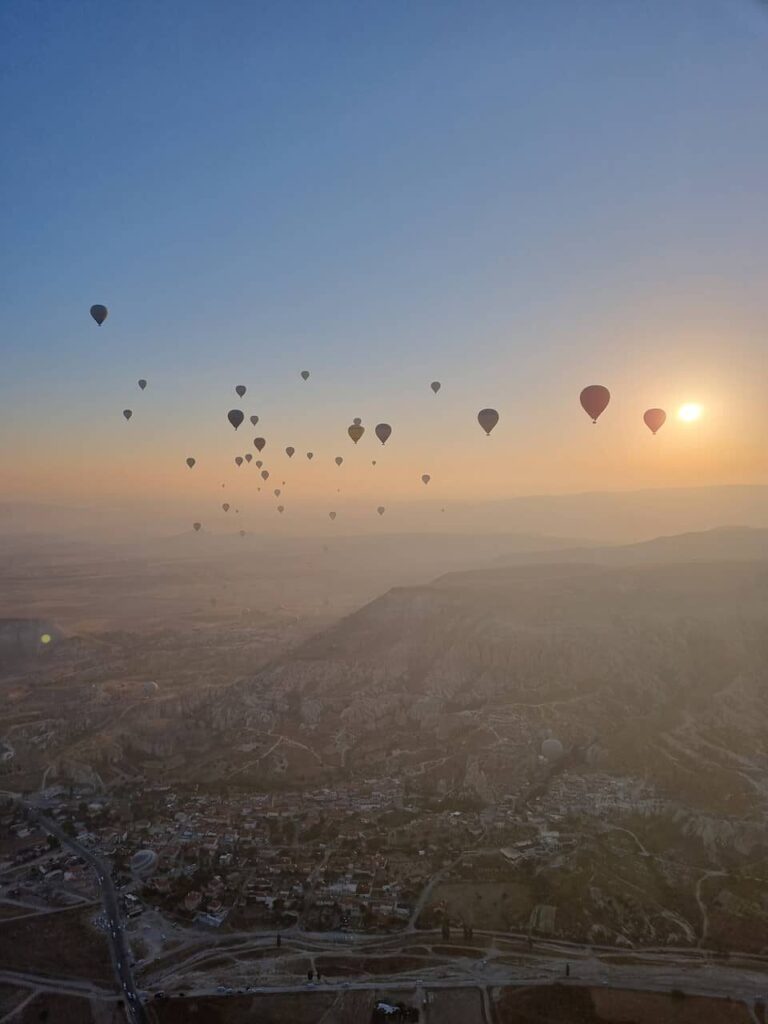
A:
[541, 738, 564, 761]
[285, 446, 295, 457]
[235, 385, 246, 398]
[123, 409, 133, 421]
[222, 503, 230, 512]
[335, 456, 343, 466]
[377, 506, 385, 515]
[253, 437, 266, 452]
[421, 474, 431, 485]
[477, 408, 499, 435]
[244, 453, 252, 463]
[261, 470, 269, 480]
[274, 488, 281, 497]
[277, 505, 285, 513]
[235, 456, 243, 466]
[90, 304, 108, 325]
[329, 511, 336, 520]
[255, 460, 263, 468]
[579, 385, 610, 423]
[193, 522, 201, 532]
[138, 379, 147, 390]
[186, 457, 196, 468]
[430, 381, 441, 394]
[643, 408, 666, 434]
[306, 452, 313, 460]
[375, 423, 392, 445]
[228, 409, 244, 430]
[300, 370, 310, 380]
[250, 415, 259, 426]
[348, 424, 365, 444]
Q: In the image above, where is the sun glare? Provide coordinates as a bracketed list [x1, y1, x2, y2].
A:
[678, 403, 702, 423]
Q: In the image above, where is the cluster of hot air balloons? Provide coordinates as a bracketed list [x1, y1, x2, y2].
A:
[91, 304, 672, 536]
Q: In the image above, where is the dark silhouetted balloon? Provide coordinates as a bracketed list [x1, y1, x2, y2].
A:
[277, 504, 285, 513]
[244, 453, 252, 463]
[261, 469, 269, 480]
[375, 423, 392, 445]
[235, 456, 243, 467]
[477, 408, 499, 435]
[541, 737, 564, 761]
[123, 409, 133, 421]
[250, 414, 259, 426]
[90, 304, 108, 325]
[430, 381, 441, 394]
[300, 370, 310, 381]
[255, 460, 263, 468]
[222, 503, 230, 512]
[335, 456, 343, 466]
[285, 446, 295, 458]
[235, 385, 247, 398]
[186, 457, 196, 468]
[372, 460, 376, 466]
[306, 451, 314, 460]
[580, 385, 610, 423]
[274, 488, 281, 497]
[193, 522, 201, 532]
[377, 506, 385, 515]
[421, 474, 431, 485]
[329, 511, 337, 520]
[348, 423, 365, 444]
[138, 379, 147, 390]
[253, 437, 266, 452]
[239, 529, 246, 537]
[228, 409, 244, 430]
[643, 408, 666, 434]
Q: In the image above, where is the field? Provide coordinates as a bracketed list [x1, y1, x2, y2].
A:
[0, 907, 114, 983]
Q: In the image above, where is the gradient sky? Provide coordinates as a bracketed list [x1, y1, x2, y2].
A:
[1, 1, 767, 529]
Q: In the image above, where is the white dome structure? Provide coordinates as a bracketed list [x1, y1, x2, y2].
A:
[130, 849, 158, 878]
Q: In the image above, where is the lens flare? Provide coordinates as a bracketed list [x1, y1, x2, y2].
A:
[678, 403, 702, 423]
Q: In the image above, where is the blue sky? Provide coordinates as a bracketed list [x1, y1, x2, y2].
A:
[1, 0, 767, 512]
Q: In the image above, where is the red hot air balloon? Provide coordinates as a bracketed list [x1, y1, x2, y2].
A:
[643, 408, 666, 435]
[580, 385, 610, 423]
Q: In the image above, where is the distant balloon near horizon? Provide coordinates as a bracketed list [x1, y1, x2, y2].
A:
[421, 474, 431, 485]
[579, 385, 610, 423]
[234, 456, 243, 466]
[261, 469, 269, 480]
[253, 437, 266, 452]
[235, 384, 247, 398]
[375, 423, 392, 445]
[329, 511, 337, 520]
[335, 456, 343, 466]
[377, 506, 385, 515]
[90, 304, 108, 326]
[222, 503, 230, 512]
[274, 488, 281, 497]
[244, 453, 252, 463]
[123, 409, 132, 421]
[228, 409, 244, 430]
[186, 457, 196, 469]
[430, 381, 441, 394]
[306, 451, 314, 460]
[300, 370, 310, 381]
[541, 737, 564, 762]
[239, 529, 246, 537]
[137, 379, 147, 390]
[192, 522, 201, 532]
[249, 414, 259, 426]
[477, 408, 499, 435]
[255, 460, 263, 468]
[285, 446, 295, 458]
[277, 504, 285, 513]
[643, 408, 667, 434]
[348, 421, 365, 444]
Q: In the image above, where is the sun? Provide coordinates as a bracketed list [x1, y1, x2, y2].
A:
[678, 403, 702, 423]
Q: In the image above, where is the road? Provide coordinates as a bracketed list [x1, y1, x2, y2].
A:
[25, 806, 148, 1024]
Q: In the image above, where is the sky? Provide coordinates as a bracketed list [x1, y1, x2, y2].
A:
[1, 0, 767, 532]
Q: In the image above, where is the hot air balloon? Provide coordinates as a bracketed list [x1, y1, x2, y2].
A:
[235, 385, 247, 398]
[377, 506, 385, 515]
[335, 456, 343, 466]
[222, 503, 230, 512]
[643, 408, 666, 435]
[235, 456, 243, 467]
[375, 423, 392, 445]
[228, 409, 244, 430]
[579, 385, 610, 423]
[306, 452, 314, 460]
[277, 505, 285, 513]
[541, 737, 564, 762]
[239, 529, 246, 537]
[186, 457, 196, 468]
[250, 414, 259, 426]
[255, 460, 263, 468]
[348, 422, 365, 444]
[193, 522, 202, 532]
[253, 437, 266, 452]
[430, 381, 441, 394]
[285, 446, 295, 458]
[138, 379, 147, 390]
[300, 370, 310, 381]
[274, 488, 281, 497]
[477, 408, 499, 435]
[90, 304, 108, 325]
[123, 409, 133, 421]
[261, 470, 269, 480]
[372, 460, 377, 466]
[329, 511, 337, 520]
[244, 453, 252, 463]
[421, 474, 431, 485]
